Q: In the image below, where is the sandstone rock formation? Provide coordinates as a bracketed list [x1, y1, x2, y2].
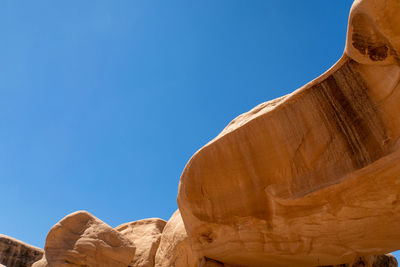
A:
[177, 0, 400, 266]
[0, 234, 43, 267]
[319, 254, 398, 267]
[116, 218, 166, 267]
[3, 0, 400, 267]
[31, 211, 135, 267]
[154, 210, 198, 267]
[32, 257, 49, 267]
[348, 254, 398, 267]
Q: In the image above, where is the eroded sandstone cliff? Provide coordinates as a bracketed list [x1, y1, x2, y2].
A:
[3, 0, 400, 266]
[177, 0, 400, 266]
[0, 235, 43, 267]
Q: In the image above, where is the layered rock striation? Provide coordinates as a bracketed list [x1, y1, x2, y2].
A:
[4, 0, 400, 266]
[177, 0, 400, 266]
[0, 235, 43, 267]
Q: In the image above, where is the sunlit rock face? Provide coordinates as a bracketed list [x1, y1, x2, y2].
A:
[177, 0, 400, 266]
[154, 210, 199, 267]
[116, 218, 167, 267]
[0, 235, 43, 267]
[31, 211, 136, 267]
[5, 1, 400, 267]
[346, 0, 400, 66]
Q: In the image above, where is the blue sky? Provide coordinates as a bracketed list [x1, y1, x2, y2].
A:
[2, 0, 399, 261]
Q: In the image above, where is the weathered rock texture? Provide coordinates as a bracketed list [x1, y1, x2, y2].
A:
[178, 0, 400, 266]
[0, 234, 43, 267]
[350, 254, 398, 267]
[32, 211, 135, 267]
[116, 218, 166, 267]
[320, 254, 398, 267]
[154, 210, 199, 267]
[5, 0, 400, 267]
[345, 0, 400, 66]
[198, 257, 239, 267]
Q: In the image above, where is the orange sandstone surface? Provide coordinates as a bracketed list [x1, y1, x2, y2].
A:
[2, 0, 400, 266]
[177, 0, 400, 266]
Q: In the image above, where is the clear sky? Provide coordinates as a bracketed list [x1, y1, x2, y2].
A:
[2, 0, 399, 262]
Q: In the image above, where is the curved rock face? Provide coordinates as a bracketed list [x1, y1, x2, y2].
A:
[32, 211, 135, 267]
[154, 210, 198, 267]
[0, 235, 43, 267]
[178, 0, 400, 266]
[345, 0, 400, 65]
[116, 218, 166, 267]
